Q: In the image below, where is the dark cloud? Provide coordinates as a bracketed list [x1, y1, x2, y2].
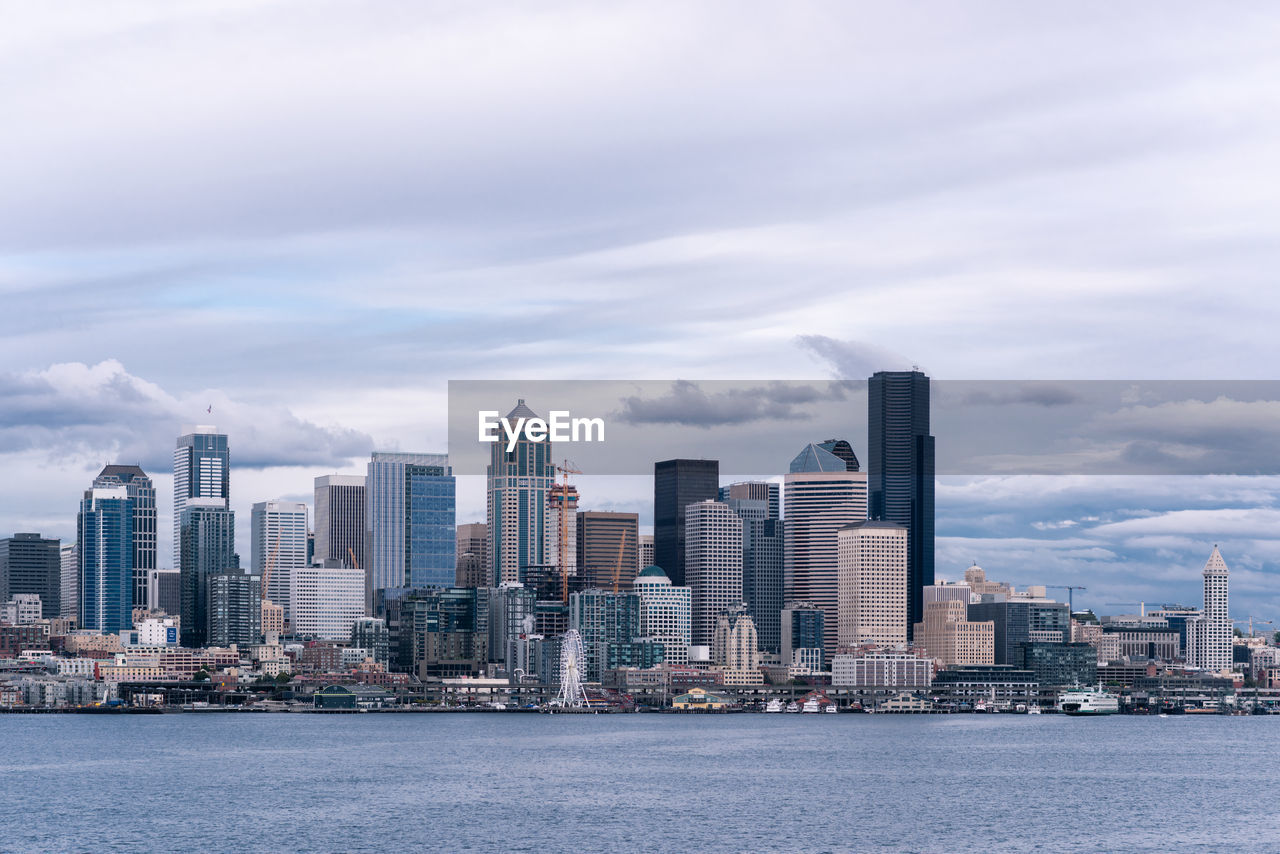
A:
[946, 383, 1082, 408]
[795, 335, 913, 380]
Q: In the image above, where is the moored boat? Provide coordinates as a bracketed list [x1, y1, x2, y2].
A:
[1058, 687, 1120, 716]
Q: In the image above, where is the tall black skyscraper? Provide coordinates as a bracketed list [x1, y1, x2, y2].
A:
[868, 370, 934, 640]
[653, 459, 719, 586]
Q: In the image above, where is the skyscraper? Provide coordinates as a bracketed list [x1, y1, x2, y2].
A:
[634, 564, 692, 666]
[1187, 546, 1231, 671]
[721, 483, 784, 655]
[577, 511, 639, 590]
[546, 485, 579, 587]
[456, 522, 489, 587]
[487, 401, 556, 587]
[59, 543, 78, 620]
[179, 497, 236, 648]
[654, 459, 719, 587]
[173, 426, 230, 569]
[252, 500, 309, 624]
[367, 452, 456, 595]
[78, 485, 134, 634]
[868, 370, 935, 640]
[314, 474, 366, 568]
[784, 444, 868, 655]
[207, 568, 262, 647]
[0, 533, 61, 619]
[94, 465, 156, 609]
[817, 439, 860, 472]
[291, 564, 366, 640]
[684, 500, 743, 647]
[837, 521, 907, 648]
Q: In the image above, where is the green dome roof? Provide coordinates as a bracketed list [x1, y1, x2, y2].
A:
[636, 565, 668, 579]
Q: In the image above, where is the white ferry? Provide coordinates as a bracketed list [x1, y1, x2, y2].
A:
[1059, 687, 1120, 716]
[764, 699, 784, 713]
[801, 698, 821, 713]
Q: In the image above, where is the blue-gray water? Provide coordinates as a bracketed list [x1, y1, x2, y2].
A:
[3, 714, 1277, 853]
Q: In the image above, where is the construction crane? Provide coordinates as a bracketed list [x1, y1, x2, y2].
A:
[1105, 602, 1147, 618]
[1232, 616, 1274, 637]
[612, 528, 631, 594]
[553, 460, 581, 603]
[347, 546, 360, 569]
[1047, 585, 1087, 613]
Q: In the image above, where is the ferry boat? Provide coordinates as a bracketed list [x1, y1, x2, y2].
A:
[1058, 687, 1120, 716]
[801, 698, 821, 713]
[764, 699, 784, 713]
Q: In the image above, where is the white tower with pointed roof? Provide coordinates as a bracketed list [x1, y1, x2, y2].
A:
[1187, 545, 1231, 671]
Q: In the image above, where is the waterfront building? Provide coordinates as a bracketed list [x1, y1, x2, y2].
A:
[367, 452, 456, 593]
[313, 475, 365, 568]
[837, 521, 907, 648]
[1, 533, 61, 619]
[684, 501, 743, 647]
[251, 500, 308, 625]
[831, 648, 932, 689]
[781, 601, 826, 670]
[913, 599, 994, 666]
[722, 485, 784, 655]
[929, 664, 1037, 709]
[967, 599, 1070, 666]
[1186, 546, 1231, 671]
[868, 370, 935, 639]
[291, 564, 365, 640]
[784, 448, 867, 655]
[1018, 642, 1097, 688]
[207, 569, 262, 647]
[78, 485, 134, 634]
[93, 465, 156, 609]
[59, 543, 77, 620]
[352, 617, 390, 666]
[487, 401, 556, 587]
[577, 511, 639, 590]
[456, 522, 489, 587]
[570, 588, 644, 682]
[654, 459, 719, 587]
[179, 497, 236, 648]
[173, 426, 230, 569]
[633, 565, 692, 666]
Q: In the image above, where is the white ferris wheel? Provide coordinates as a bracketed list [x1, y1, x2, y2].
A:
[553, 629, 591, 709]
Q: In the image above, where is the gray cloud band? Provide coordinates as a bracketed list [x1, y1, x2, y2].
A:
[448, 379, 1280, 476]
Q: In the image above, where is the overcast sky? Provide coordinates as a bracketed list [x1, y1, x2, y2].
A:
[4, 2, 1280, 619]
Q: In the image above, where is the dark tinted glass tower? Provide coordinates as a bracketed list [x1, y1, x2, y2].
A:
[868, 370, 935, 640]
[0, 533, 61, 618]
[653, 459, 719, 587]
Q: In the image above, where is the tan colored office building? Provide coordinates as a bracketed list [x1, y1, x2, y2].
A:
[913, 599, 994, 665]
[837, 521, 907, 648]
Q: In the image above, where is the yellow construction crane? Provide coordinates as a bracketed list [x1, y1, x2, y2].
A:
[612, 528, 631, 593]
[553, 460, 581, 603]
[347, 546, 360, 569]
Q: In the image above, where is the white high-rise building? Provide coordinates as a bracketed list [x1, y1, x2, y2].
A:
[545, 484, 579, 583]
[251, 500, 309, 625]
[59, 543, 78, 621]
[633, 564, 692, 666]
[684, 500, 743, 647]
[638, 534, 654, 575]
[314, 475, 366, 568]
[290, 564, 365, 640]
[837, 521, 908, 648]
[173, 426, 229, 569]
[783, 456, 868, 654]
[1187, 546, 1231, 671]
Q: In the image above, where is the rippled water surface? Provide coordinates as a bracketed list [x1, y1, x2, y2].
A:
[2, 713, 1276, 852]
